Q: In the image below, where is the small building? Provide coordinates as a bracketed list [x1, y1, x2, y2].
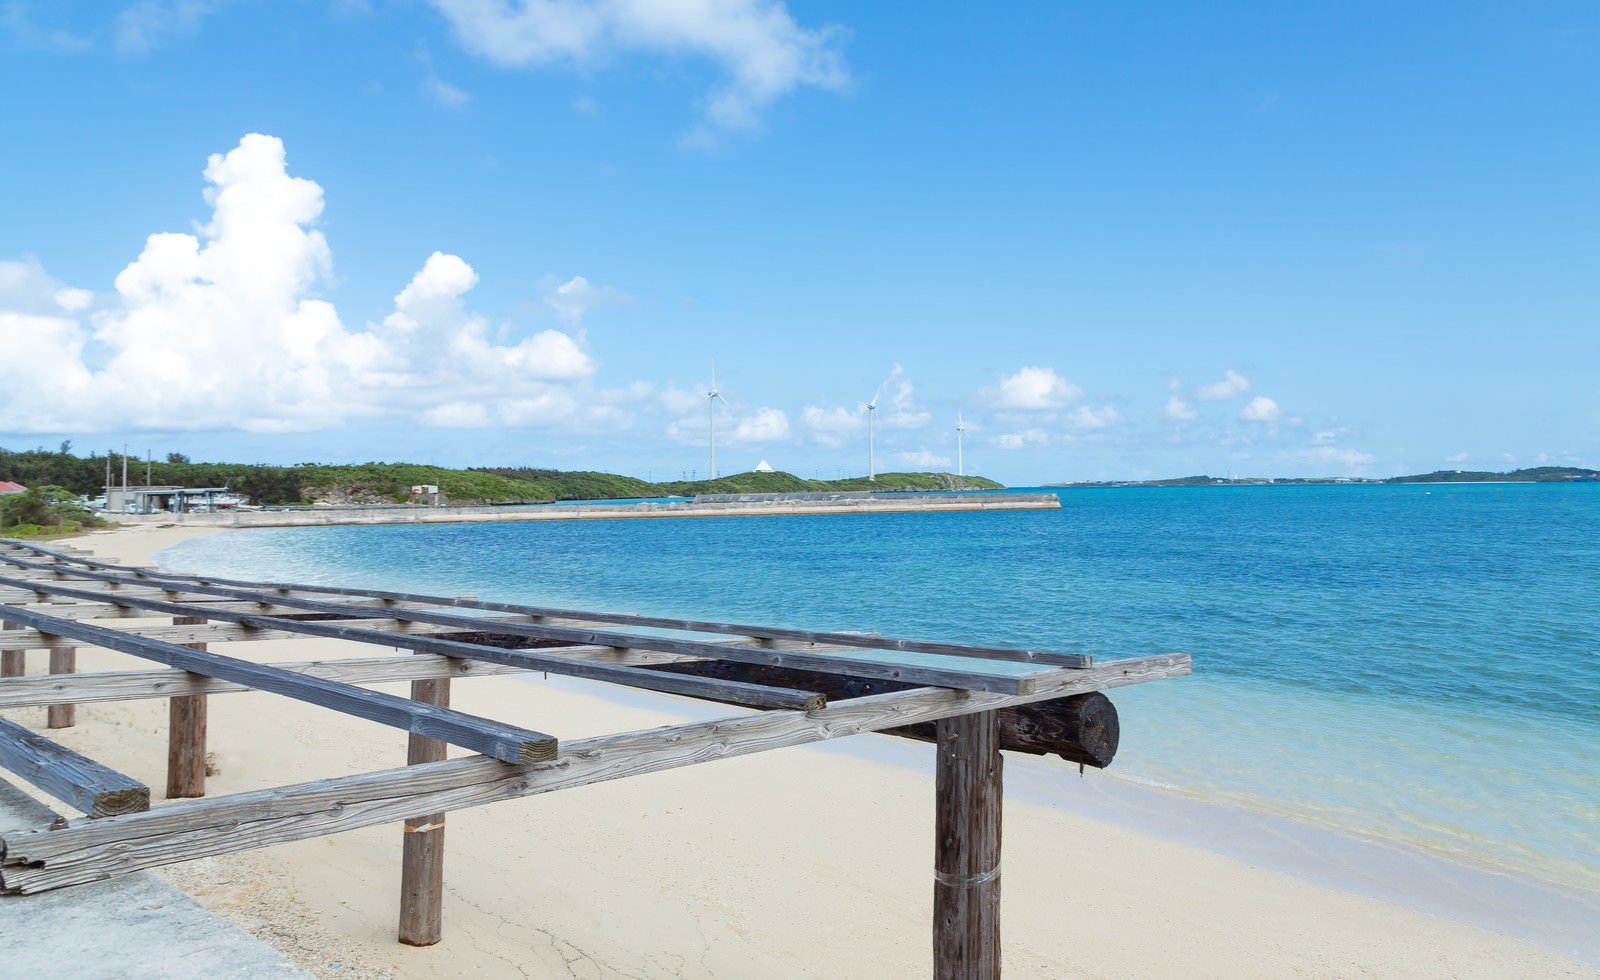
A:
[753, 460, 774, 473]
[0, 481, 25, 495]
[103, 486, 246, 515]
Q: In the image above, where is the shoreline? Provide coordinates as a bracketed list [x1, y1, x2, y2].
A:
[15, 523, 1594, 976]
[107, 491, 1059, 529]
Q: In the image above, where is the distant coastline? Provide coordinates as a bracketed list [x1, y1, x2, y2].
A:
[1050, 465, 1600, 490]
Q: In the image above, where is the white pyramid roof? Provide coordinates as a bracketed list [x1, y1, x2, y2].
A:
[753, 459, 774, 472]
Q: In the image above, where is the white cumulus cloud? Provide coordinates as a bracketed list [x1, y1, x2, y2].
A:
[542, 275, 598, 325]
[800, 404, 863, 447]
[897, 449, 950, 469]
[1164, 394, 1197, 421]
[993, 366, 1082, 410]
[428, 0, 850, 137]
[0, 134, 603, 436]
[994, 429, 1049, 450]
[733, 407, 789, 443]
[1239, 396, 1280, 423]
[1197, 369, 1250, 401]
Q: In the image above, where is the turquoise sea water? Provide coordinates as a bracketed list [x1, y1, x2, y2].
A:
[155, 483, 1600, 895]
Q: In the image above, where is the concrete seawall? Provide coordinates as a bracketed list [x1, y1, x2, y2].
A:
[114, 492, 1061, 529]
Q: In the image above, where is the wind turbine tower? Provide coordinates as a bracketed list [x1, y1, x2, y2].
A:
[706, 364, 727, 480]
[866, 382, 883, 481]
[956, 410, 966, 478]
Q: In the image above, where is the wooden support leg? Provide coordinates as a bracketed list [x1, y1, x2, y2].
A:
[1, 621, 21, 678]
[933, 709, 1002, 980]
[399, 676, 450, 947]
[166, 618, 208, 799]
[47, 647, 76, 729]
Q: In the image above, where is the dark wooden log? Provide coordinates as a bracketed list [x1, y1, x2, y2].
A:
[639, 660, 1119, 767]
[167, 618, 208, 799]
[0, 716, 150, 818]
[399, 676, 450, 947]
[934, 710, 1002, 980]
[46, 647, 75, 729]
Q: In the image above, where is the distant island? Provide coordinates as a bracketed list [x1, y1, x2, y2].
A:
[0, 445, 1002, 507]
[1051, 466, 1600, 489]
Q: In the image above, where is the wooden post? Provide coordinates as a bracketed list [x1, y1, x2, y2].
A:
[0, 620, 21, 678]
[46, 647, 76, 729]
[166, 617, 208, 799]
[934, 709, 1002, 980]
[399, 676, 450, 946]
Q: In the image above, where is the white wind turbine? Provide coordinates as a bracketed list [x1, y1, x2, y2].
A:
[956, 410, 967, 478]
[866, 382, 884, 481]
[707, 363, 728, 481]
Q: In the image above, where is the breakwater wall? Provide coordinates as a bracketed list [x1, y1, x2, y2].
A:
[115, 492, 1061, 528]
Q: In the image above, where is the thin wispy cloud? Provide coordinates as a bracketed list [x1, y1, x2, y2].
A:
[114, 0, 222, 53]
[428, 0, 850, 140]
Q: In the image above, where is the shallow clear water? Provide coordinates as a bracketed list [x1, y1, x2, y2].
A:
[156, 483, 1600, 892]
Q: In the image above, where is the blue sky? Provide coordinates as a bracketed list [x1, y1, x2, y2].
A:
[2, 1, 1595, 484]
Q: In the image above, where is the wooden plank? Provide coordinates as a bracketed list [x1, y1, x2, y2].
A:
[0, 578, 828, 711]
[933, 710, 1002, 980]
[0, 567, 1041, 695]
[45, 647, 74, 729]
[0, 653, 1189, 892]
[0, 602, 557, 766]
[0, 716, 149, 818]
[398, 676, 450, 946]
[4, 547, 1093, 668]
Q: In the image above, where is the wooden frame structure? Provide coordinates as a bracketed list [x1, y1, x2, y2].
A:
[0, 537, 1189, 976]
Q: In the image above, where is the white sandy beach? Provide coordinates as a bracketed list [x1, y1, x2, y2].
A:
[3, 523, 1592, 978]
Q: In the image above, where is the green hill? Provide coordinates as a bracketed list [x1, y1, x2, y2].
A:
[0, 446, 1002, 506]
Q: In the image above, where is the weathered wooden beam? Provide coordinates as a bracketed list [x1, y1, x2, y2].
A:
[0, 615, 549, 650]
[45, 647, 74, 729]
[0, 653, 1189, 893]
[0, 602, 557, 766]
[0, 594, 482, 622]
[0, 653, 528, 707]
[640, 661, 1120, 767]
[0, 637, 837, 710]
[933, 710, 1002, 980]
[167, 616, 207, 799]
[4, 546, 1093, 668]
[398, 676, 450, 947]
[0, 565, 1045, 695]
[0, 716, 149, 818]
[0, 618, 19, 678]
[0, 577, 827, 711]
